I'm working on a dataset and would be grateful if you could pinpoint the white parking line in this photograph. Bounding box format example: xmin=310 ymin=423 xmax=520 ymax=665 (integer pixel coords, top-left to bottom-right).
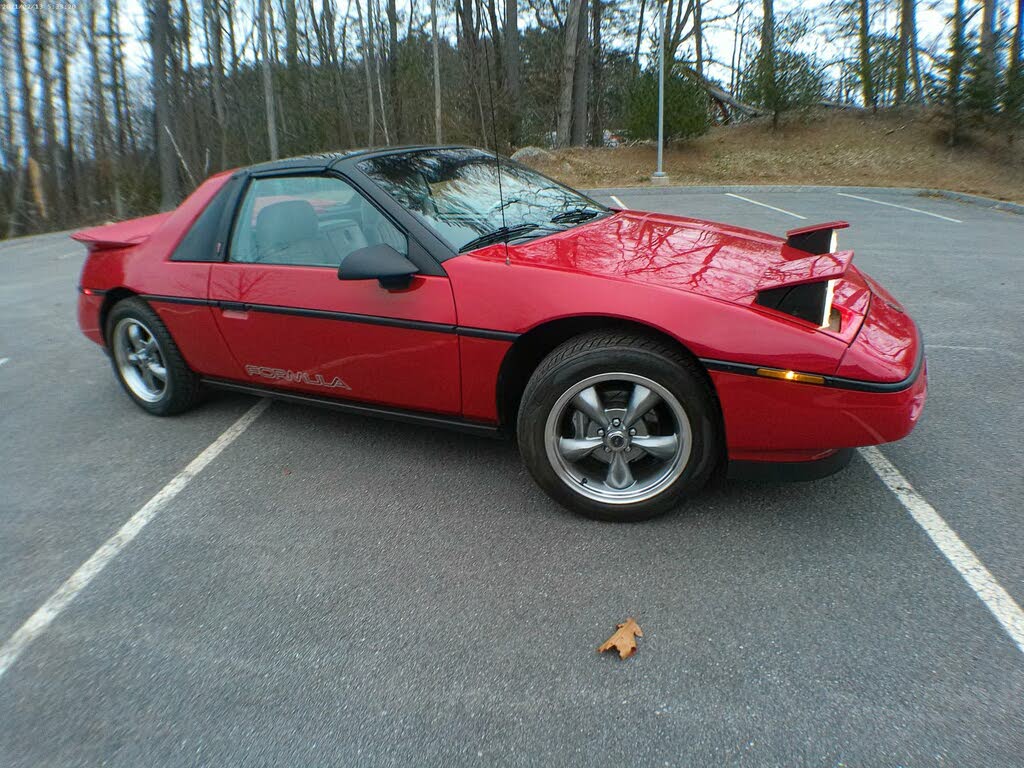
xmin=860 ymin=446 xmax=1024 ymax=655
xmin=0 ymin=358 xmax=8 ymax=368
xmin=0 ymin=399 xmax=271 ymax=679
xmin=837 ymin=192 xmax=963 ymax=223
xmin=724 ymin=193 xmax=807 ymax=220
xmin=610 ymin=195 xmax=627 ymax=209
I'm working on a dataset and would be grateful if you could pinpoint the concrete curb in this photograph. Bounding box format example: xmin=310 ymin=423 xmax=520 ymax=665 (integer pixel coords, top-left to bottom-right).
xmin=918 ymin=189 xmax=1024 ymax=215
xmin=585 ymin=184 xmax=1023 ymax=215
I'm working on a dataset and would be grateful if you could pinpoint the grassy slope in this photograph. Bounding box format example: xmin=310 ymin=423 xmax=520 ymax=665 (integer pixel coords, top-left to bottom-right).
xmin=521 ymin=109 xmax=1024 ymax=204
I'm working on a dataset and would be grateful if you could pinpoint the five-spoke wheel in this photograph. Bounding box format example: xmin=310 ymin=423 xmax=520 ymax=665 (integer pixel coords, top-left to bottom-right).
xmin=518 ymin=331 xmax=721 ymax=521
xmin=105 ymin=297 xmax=201 ymax=415
xmin=112 ymin=318 xmax=168 ymax=403
xmin=544 ymin=373 xmax=692 ymax=505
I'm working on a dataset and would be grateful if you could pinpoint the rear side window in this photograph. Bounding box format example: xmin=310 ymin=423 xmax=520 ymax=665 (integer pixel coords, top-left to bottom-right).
xmin=228 ymin=175 xmax=407 ymax=268
xmin=171 ymin=175 xmax=243 ymax=262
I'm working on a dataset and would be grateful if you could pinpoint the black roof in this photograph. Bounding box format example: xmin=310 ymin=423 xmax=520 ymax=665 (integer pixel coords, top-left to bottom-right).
xmin=243 ymin=145 xmax=487 ymax=175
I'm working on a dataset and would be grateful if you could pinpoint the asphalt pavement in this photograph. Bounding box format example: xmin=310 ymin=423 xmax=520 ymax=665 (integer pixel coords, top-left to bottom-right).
xmin=1 ymin=185 xmax=1021 ymax=766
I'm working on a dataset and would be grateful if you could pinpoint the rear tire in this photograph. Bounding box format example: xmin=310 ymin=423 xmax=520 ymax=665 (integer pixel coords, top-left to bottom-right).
xmin=106 ymin=297 xmax=201 ymax=416
xmin=517 ymin=331 xmax=721 ymax=522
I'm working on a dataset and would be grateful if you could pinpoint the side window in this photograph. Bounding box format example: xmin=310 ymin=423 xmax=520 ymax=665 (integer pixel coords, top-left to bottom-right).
xmin=228 ymin=175 xmax=407 ymax=267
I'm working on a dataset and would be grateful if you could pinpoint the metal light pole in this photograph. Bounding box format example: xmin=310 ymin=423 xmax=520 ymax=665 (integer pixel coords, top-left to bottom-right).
xmin=651 ymin=0 xmax=669 ymax=185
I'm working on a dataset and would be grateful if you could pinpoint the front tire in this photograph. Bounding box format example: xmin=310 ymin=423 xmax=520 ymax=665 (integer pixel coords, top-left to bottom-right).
xmin=106 ymin=297 xmax=201 ymax=416
xmin=517 ymin=332 xmax=721 ymax=522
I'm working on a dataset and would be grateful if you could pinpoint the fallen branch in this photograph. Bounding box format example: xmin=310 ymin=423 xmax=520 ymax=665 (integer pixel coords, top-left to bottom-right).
xmin=164 ymin=125 xmax=198 ymax=189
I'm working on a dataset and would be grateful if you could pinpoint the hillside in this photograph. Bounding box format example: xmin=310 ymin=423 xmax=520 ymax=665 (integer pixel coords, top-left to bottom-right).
xmin=518 ymin=110 xmax=1024 ymax=204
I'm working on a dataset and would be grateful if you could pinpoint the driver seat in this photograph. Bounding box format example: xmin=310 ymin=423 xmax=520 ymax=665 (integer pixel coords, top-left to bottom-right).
xmin=254 ymin=200 xmax=337 ymax=266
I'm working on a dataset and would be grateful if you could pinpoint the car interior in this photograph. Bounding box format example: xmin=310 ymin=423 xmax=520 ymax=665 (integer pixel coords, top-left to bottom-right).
xmin=232 ymin=179 xmax=407 ymax=268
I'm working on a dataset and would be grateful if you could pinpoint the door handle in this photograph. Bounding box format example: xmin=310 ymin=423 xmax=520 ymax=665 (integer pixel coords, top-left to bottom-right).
xmin=218 ymin=301 xmax=249 ymax=319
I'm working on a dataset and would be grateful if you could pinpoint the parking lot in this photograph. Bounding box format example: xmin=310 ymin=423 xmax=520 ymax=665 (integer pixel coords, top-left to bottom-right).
xmin=1 ymin=185 xmax=1022 ymax=766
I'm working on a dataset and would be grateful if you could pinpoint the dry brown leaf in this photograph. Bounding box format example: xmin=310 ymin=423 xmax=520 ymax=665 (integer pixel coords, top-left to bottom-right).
xmin=597 ymin=618 xmax=643 ymax=659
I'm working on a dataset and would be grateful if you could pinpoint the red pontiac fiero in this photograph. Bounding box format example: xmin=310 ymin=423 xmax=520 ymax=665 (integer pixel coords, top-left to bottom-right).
xmin=75 ymin=146 xmax=926 ymax=521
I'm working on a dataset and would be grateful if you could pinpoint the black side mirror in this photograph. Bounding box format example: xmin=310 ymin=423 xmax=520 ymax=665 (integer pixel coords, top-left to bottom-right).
xmin=338 ymin=244 xmax=420 ymax=289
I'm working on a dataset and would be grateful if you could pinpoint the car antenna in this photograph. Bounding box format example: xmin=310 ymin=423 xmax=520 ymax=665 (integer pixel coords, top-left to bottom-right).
xmin=479 ymin=0 xmax=510 ymax=266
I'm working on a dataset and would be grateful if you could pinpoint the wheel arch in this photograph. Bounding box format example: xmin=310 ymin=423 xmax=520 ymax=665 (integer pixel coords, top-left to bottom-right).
xmin=99 ymin=288 xmax=140 ymax=343
xmin=495 ymin=315 xmax=719 ymax=429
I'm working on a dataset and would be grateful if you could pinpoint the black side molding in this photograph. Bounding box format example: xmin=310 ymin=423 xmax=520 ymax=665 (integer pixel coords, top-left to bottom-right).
xmin=139 ymin=293 xmax=520 ymax=342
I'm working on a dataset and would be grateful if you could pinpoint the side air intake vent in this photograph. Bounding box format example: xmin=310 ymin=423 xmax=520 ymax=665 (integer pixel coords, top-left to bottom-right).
xmin=785 ymin=220 xmax=849 ymax=255
xmin=757 ymin=280 xmax=840 ymax=330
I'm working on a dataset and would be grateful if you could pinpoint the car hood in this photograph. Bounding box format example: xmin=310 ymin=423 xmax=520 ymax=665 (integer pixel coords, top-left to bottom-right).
xmin=506 ymin=210 xmax=852 ymax=304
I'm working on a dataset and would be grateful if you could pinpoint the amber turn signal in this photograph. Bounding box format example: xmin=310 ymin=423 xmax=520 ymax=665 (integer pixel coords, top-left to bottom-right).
xmin=755 ymin=368 xmax=826 ymax=385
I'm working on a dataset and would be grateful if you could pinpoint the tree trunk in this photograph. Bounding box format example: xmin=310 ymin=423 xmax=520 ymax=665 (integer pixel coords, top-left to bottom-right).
xmin=285 ymin=0 xmax=299 ymax=69
xmin=204 ymin=0 xmax=229 ymax=168
xmin=895 ymin=0 xmax=913 ymax=103
xmin=589 ymin=0 xmax=603 ymax=146
xmin=505 ymin=0 xmax=521 ymax=147
xmin=34 ymin=10 xmax=60 ymax=222
xmin=355 ymin=0 xmax=376 ymax=146
xmin=432 ymin=0 xmax=443 ymax=143
xmin=948 ymin=0 xmax=965 ymax=144
xmin=729 ymin=0 xmax=745 ymax=96
xmin=858 ymin=0 xmax=874 ymax=109
xmin=150 ymin=0 xmax=181 ymax=209
xmin=0 ymin=12 xmax=18 ymax=233
xmin=322 ymin=0 xmax=355 ymax=147
xmin=371 ymin=0 xmax=392 ymax=144
xmin=633 ymin=0 xmax=647 ymax=71
xmin=571 ymin=0 xmax=591 ymax=146
xmin=258 ymin=0 xmax=280 ymax=159
xmin=556 ymin=0 xmax=585 ymax=146
xmin=980 ymin=0 xmax=996 ymax=74
xmin=910 ymin=6 xmax=925 ymax=103
xmin=13 ymin=2 xmax=41 ymax=224
xmin=694 ymin=0 xmax=703 ymax=78
xmin=107 ymin=0 xmax=128 ymax=158
xmin=55 ymin=7 xmax=78 ymax=215
xmin=386 ymin=0 xmax=401 ymax=141
xmin=761 ymin=0 xmax=777 ymax=127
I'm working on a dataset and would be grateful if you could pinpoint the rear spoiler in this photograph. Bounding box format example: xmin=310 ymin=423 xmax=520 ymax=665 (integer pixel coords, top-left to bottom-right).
xmin=71 ymin=212 xmax=173 ymax=250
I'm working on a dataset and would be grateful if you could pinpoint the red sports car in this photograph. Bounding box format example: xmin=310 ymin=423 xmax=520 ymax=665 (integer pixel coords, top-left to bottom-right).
xmin=75 ymin=147 xmax=926 ymax=521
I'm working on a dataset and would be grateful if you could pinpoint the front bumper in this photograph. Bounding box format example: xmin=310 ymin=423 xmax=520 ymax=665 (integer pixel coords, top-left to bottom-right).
xmin=712 ymin=356 xmax=927 ymax=463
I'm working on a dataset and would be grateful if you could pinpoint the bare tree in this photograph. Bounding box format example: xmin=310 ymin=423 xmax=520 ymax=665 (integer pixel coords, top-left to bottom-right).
xmin=34 ymin=10 xmax=62 ymax=221
xmin=895 ymin=0 xmax=914 ymax=103
xmin=858 ymin=0 xmax=875 ymax=109
xmin=589 ymin=0 xmax=603 ymax=146
xmin=556 ymin=0 xmax=585 ymax=146
xmin=13 ymin=2 xmax=43 ymax=224
xmin=355 ymin=0 xmax=377 ymax=146
xmin=259 ymin=0 xmax=280 ymax=159
xmin=0 ymin=12 xmax=15 ymax=173
xmin=150 ymin=0 xmax=181 ymax=207
xmin=432 ymin=0 xmax=443 ymax=143
xmin=694 ymin=0 xmax=703 ymax=78
xmin=571 ymin=0 xmax=591 ymax=146
xmin=203 ymin=0 xmax=230 ymax=168
xmin=54 ymin=7 xmax=78 ymax=211
xmin=386 ymin=0 xmax=402 ymax=141
xmin=505 ymin=0 xmax=521 ymax=147
xmin=948 ymin=0 xmax=965 ymax=143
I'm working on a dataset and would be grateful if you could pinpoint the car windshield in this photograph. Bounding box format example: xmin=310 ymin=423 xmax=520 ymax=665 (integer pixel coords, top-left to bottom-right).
xmin=357 ymin=148 xmax=608 ymax=252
